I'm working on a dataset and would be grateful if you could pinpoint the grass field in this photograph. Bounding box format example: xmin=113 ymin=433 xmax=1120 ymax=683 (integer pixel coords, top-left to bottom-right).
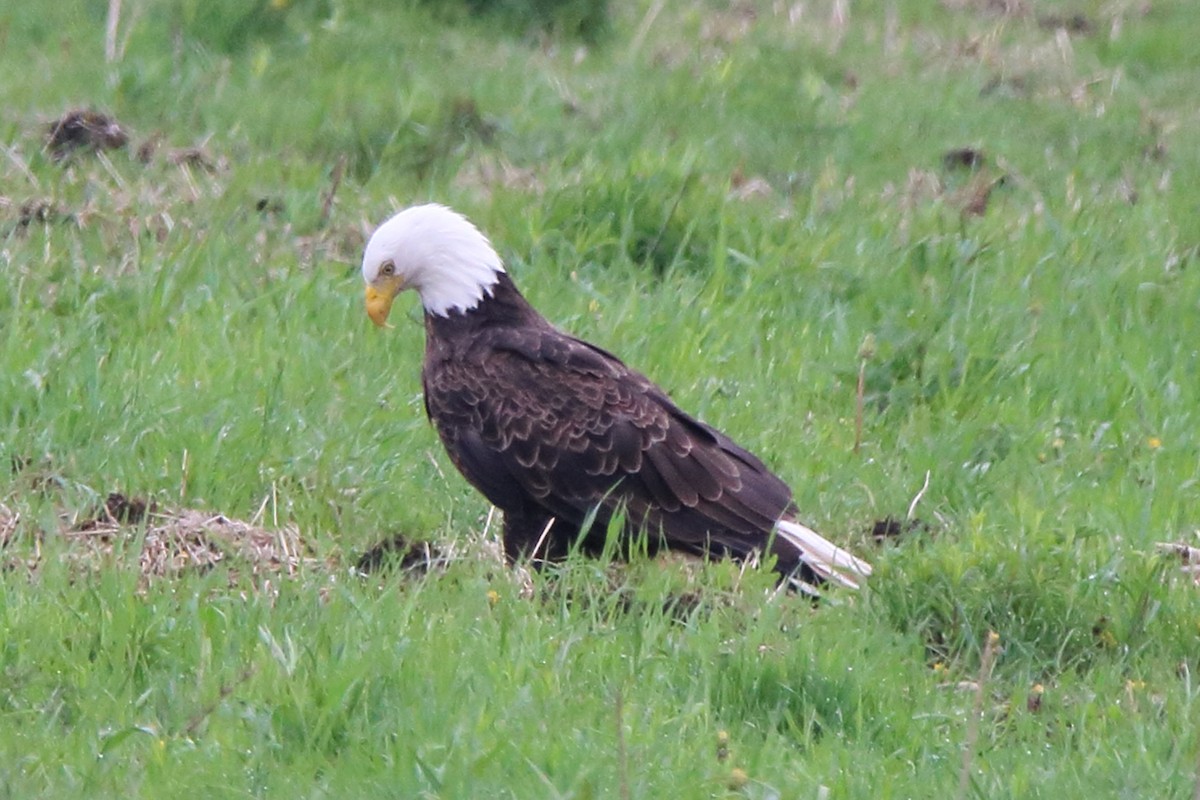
xmin=4 ymin=0 xmax=1200 ymax=796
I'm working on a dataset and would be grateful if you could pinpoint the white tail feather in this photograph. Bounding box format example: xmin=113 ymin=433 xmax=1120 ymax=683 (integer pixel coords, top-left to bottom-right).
xmin=776 ymin=518 xmax=873 ymax=592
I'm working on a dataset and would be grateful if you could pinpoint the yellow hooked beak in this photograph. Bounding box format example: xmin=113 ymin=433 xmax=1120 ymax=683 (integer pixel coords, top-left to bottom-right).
xmin=365 ymin=276 xmax=405 ymax=328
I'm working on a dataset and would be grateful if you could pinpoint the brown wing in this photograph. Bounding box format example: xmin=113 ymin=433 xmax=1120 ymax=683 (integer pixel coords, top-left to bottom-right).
xmin=423 ymin=324 xmax=796 ymax=560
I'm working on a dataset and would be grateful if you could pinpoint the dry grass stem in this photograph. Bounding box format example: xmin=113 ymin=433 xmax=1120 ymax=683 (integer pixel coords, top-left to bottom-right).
xmin=957 ymin=630 xmax=1001 ymax=800
xmin=530 ymin=518 xmax=556 ymax=563
xmin=854 ymin=359 xmax=865 ymax=454
xmin=320 ymin=155 xmax=347 ymax=228
xmin=907 ymin=471 xmax=932 ymax=520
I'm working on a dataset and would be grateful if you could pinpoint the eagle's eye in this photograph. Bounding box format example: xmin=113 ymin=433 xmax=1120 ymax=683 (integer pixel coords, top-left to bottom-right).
xmin=380 ymin=261 xmax=396 ymax=277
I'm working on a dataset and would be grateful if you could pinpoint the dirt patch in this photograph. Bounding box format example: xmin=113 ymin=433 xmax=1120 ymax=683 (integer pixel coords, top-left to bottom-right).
xmin=135 ymin=135 xmax=219 ymax=172
xmin=17 ymin=199 xmax=66 ymax=228
xmin=76 ymin=492 xmax=155 ymax=529
xmin=943 ymin=147 xmax=986 ymax=171
xmin=170 ymin=146 xmax=218 ymax=172
xmin=869 ymin=516 xmax=930 ymax=544
xmin=937 ymin=147 xmax=1008 ymax=216
xmin=45 ymin=109 xmax=129 ymax=161
xmin=444 ymin=96 xmax=498 ymax=144
xmin=959 ymin=175 xmax=1006 ymax=216
xmin=728 ymin=167 xmax=775 ymax=202
xmin=888 ymin=151 xmax=1007 ymax=218
xmin=354 ymin=533 xmax=453 ymax=575
xmin=1037 ymin=12 xmax=1093 ymax=35
xmin=1 ymin=199 xmax=70 ymax=235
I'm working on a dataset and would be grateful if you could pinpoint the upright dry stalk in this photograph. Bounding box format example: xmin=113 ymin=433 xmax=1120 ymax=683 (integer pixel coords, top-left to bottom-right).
xmin=105 ymin=0 xmax=121 ymax=62
xmin=854 ymin=334 xmax=875 ymax=455
xmin=627 ymin=0 xmax=666 ymax=62
xmin=854 ymin=361 xmax=865 ymax=454
xmin=907 ymin=470 xmax=931 ymax=520
xmin=957 ymin=630 xmax=1000 ymax=800
xmin=319 ymin=155 xmax=346 ymax=228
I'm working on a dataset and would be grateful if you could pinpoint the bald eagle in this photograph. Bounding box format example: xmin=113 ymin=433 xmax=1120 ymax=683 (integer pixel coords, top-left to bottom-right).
xmin=362 ymin=204 xmax=871 ymax=593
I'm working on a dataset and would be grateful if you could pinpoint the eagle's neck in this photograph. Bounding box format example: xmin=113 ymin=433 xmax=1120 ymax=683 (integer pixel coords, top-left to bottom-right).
xmin=424 ymin=272 xmax=548 ymax=353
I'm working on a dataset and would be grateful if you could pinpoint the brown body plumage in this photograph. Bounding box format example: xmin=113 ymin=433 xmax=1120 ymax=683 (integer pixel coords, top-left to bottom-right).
xmin=362 ymin=204 xmax=871 ymax=592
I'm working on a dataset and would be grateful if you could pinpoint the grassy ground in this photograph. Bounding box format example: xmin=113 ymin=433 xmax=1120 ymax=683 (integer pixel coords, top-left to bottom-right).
xmin=3 ymin=0 xmax=1200 ymax=796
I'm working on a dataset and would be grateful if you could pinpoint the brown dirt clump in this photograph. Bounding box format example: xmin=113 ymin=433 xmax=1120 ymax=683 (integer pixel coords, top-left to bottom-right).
xmin=870 ymin=516 xmax=930 ymax=544
xmin=1037 ymin=12 xmax=1093 ymax=35
xmin=17 ymin=199 xmax=65 ymax=228
xmin=168 ymin=146 xmax=217 ymax=172
xmin=354 ymin=533 xmax=452 ymax=576
xmin=45 ymin=109 xmax=129 ymax=161
xmin=943 ymin=147 xmax=986 ymax=171
xmin=76 ymin=492 xmax=155 ymax=530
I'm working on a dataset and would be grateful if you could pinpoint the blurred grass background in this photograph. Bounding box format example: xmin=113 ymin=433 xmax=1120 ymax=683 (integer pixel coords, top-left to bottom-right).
xmin=2 ymin=0 xmax=1200 ymax=796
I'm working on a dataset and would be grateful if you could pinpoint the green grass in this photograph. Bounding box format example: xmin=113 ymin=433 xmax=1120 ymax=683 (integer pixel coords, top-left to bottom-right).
xmin=4 ymin=0 xmax=1200 ymax=796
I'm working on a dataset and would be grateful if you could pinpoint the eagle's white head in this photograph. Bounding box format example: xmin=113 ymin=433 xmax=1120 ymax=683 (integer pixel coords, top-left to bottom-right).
xmin=362 ymin=203 xmax=505 ymax=323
